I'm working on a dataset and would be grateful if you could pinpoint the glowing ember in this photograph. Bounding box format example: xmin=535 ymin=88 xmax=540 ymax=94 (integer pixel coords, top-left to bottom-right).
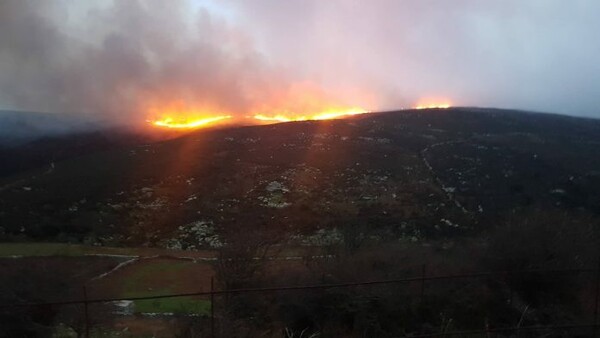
xmin=151 ymin=115 xmax=232 ymax=129
xmin=253 ymin=108 xmax=369 ymax=123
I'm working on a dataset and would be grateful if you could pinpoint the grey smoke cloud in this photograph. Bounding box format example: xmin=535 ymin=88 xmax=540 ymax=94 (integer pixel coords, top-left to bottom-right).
xmin=0 ymin=0 xmax=280 ymax=125
xmin=1 ymin=0 xmax=599 ymax=124
xmin=228 ymin=0 xmax=600 ymax=117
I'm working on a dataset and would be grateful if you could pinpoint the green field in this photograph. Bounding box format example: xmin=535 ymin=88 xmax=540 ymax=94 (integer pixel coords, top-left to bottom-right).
xmin=0 ymin=242 xmax=151 ymax=257
xmin=0 ymin=242 xmax=217 ymax=259
xmin=133 ymin=297 xmax=211 ymax=315
xmin=1 ymin=243 xmax=215 ymax=317
xmin=113 ymin=259 xmax=213 ymax=316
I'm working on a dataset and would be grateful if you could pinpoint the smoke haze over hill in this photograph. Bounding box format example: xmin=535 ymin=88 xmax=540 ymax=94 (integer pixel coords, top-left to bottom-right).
xmin=1 ymin=0 xmax=599 ymax=130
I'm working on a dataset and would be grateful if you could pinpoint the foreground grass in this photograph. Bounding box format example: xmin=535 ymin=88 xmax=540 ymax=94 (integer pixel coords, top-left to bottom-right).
xmin=0 ymin=242 xmax=217 ymax=258
xmin=134 ymin=297 xmax=211 ymax=315
xmin=0 ymin=242 xmax=152 ymax=257
xmin=116 ymin=259 xmax=213 ymax=316
xmin=120 ymin=260 xmax=193 ymax=291
xmin=0 ymin=242 xmax=90 ymax=257
xmin=52 ymin=324 xmax=157 ymax=338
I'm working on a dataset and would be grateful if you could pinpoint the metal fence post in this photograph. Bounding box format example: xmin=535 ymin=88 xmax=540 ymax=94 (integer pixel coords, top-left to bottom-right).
xmin=593 ymin=258 xmax=600 ymax=337
xmin=211 ymin=276 xmax=215 ymax=338
xmin=508 ymin=270 xmax=514 ymax=307
xmin=420 ymin=264 xmax=426 ymax=306
xmin=83 ymin=285 xmax=90 ymax=338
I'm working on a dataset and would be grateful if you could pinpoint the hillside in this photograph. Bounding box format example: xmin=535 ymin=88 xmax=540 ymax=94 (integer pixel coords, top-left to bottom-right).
xmin=3 ymin=107 xmax=600 ymax=336
xmin=1 ymin=107 xmax=599 ymax=247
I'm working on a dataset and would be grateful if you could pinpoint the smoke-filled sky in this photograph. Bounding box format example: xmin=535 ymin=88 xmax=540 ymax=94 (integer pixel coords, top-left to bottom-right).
xmin=1 ymin=0 xmax=600 ymax=126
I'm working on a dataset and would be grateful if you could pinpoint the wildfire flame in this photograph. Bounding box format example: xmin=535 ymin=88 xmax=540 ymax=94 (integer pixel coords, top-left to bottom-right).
xmin=253 ymin=108 xmax=368 ymax=123
xmin=149 ymin=107 xmax=369 ymax=129
xmin=147 ymin=84 xmax=373 ymax=129
xmin=414 ymin=102 xmax=452 ymax=109
xmin=146 ymin=100 xmax=234 ymax=129
xmin=151 ymin=115 xmax=232 ymax=129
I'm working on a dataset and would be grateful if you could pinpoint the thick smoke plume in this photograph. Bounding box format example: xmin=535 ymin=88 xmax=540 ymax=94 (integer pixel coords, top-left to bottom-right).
xmin=0 ymin=0 xmax=371 ymax=129
xmin=1 ymin=0 xmax=599 ymax=131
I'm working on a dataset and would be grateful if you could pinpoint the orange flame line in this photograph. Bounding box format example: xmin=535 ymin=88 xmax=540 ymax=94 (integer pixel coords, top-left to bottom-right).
xmin=414 ymin=104 xmax=451 ymax=109
xmin=253 ymin=108 xmax=369 ymax=123
xmin=151 ymin=115 xmax=232 ymax=129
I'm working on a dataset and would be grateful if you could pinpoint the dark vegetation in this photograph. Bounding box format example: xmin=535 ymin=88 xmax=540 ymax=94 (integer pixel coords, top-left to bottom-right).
xmin=1 ymin=108 xmax=600 ymax=336
xmin=210 ymin=209 xmax=599 ymax=337
xmin=0 ymin=256 xmax=123 ymax=337
xmin=2 ymin=108 xmax=599 ymax=244
xmin=0 ymin=130 xmax=157 ymax=178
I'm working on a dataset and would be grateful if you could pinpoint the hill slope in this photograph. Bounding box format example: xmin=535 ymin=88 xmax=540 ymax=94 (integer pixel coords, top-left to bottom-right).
xmin=1 ymin=108 xmax=599 ymax=246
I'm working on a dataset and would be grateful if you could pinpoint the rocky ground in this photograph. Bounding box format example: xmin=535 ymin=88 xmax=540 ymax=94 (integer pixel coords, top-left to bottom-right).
xmin=1 ymin=108 xmax=599 ymax=248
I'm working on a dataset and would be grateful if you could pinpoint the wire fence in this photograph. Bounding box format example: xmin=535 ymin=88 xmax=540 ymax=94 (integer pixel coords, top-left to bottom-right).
xmin=2 ymin=266 xmax=600 ymax=337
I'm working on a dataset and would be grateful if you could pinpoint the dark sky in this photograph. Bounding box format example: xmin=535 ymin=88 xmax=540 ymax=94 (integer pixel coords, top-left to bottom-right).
xmin=1 ymin=0 xmax=599 ymax=125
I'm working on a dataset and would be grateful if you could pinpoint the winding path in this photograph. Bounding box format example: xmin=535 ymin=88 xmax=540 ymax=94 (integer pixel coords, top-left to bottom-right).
xmin=420 ymin=139 xmax=470 ymax=214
